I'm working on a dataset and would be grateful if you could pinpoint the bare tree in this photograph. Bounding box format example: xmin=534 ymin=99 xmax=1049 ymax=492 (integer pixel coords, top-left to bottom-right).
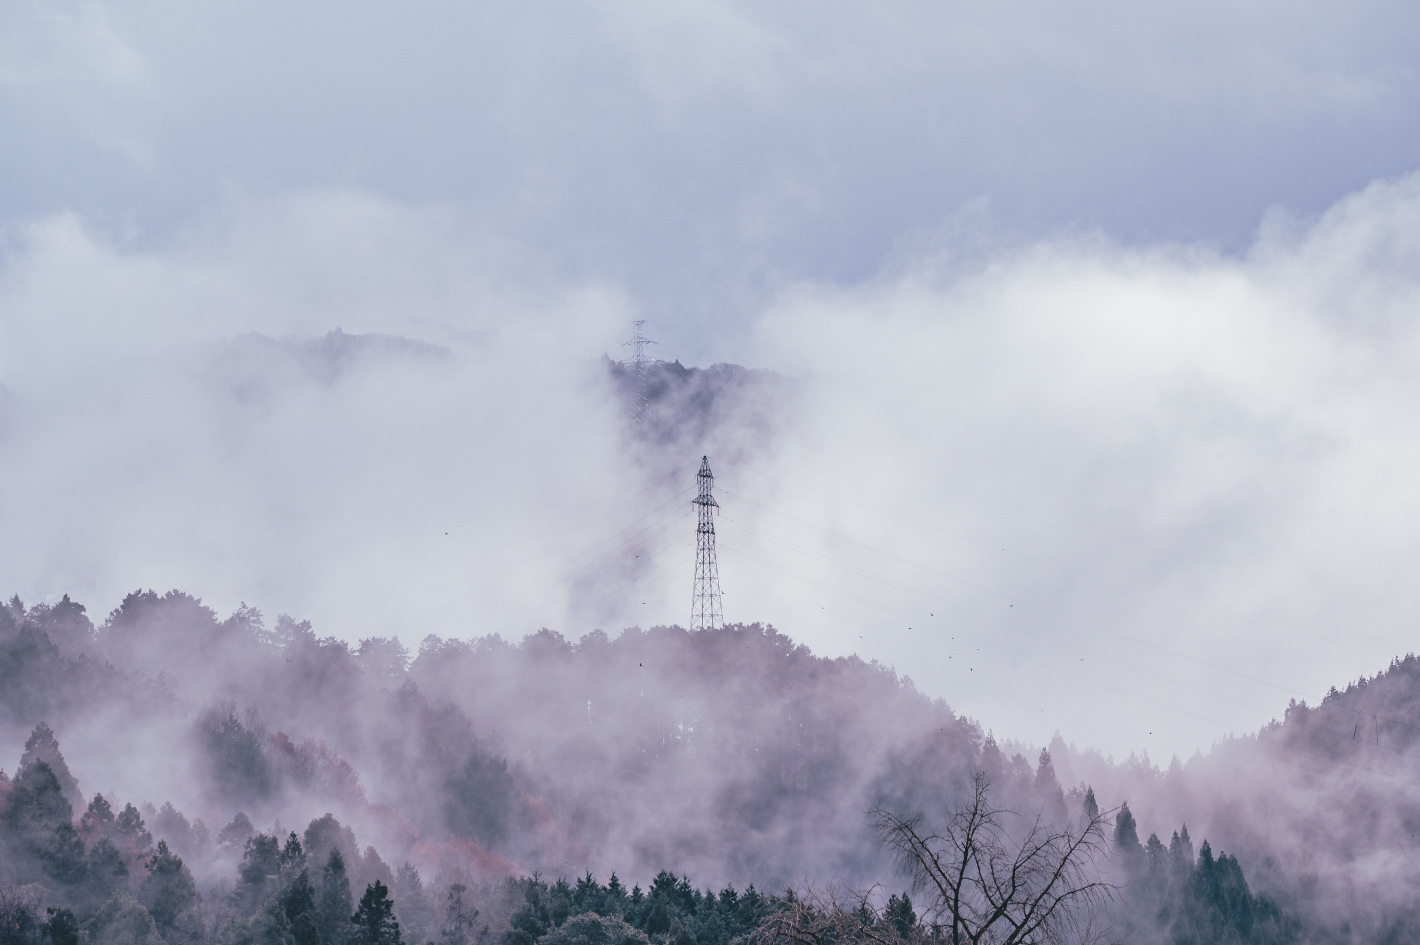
xmin=870 ymin=772 xmax=1117 ymax=945
xmin=0 ymin=887 xmax=41 ymax=945
xmin=752 ymin=885 xmax=913 ymax=945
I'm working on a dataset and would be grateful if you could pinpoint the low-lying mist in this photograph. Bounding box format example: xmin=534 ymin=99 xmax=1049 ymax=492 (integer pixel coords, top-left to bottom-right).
xmin=2 ymin=589 xmax=1419 ymax=942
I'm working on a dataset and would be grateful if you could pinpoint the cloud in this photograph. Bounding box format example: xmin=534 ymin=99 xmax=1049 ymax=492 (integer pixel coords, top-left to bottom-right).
xmin=4 ymin=0 xmax=1420 ymax=326
xmin=723 ymin=172 xmax=1420 ymax=758
xmin=0 ymin=191 xmax=643 ymax=642
xmin=7 ymin=172 xmax=1420 ymax=761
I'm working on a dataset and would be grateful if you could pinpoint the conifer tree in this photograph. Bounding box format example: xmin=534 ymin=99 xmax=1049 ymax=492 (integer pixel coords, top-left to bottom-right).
xmin=1113 ymin=802 xmax=1143 ymax=855
xmin=441 ymin=883 xmax=479 ymax=945
xmin=351 ymin=881 xmax=402 ymax=945
xmin=318 ymin=848 xmax=355 ymax=945
xmin=140 ymin=841 xmax=197 ymax=933
xmin=19 ymin=725 xmax=81 ymax=813
xmin=884 ymin=893 xmax=915 ymax=939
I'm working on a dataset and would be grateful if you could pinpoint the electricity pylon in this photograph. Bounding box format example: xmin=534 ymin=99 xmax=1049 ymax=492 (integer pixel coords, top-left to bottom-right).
xmin=691 ymin=456 xmax=724 ymax=631
xmin=621 ymin=320 xmax=654 ymax=422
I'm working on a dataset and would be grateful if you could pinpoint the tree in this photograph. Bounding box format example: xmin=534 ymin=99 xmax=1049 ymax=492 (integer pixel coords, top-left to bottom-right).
xmin=19 ymin=725 xmax=82 ymax=813
xmin=44 ymin=822 xmax=87 ymax=887
xmin=81 ymin=795 xmax=117 ymax=844
xmin=43 ymin=908 xmax=79 ymax=945
xmin=869 ymin=772 xmax=1116 ymax=945
xmin=114 ymin=805 xmax=154 ymax=862
xmin=539 ymin=914 xmax=648 ymax=945
xmin=237 ymin=835 xmax=283 ymax=914
xmin=139 ymin=841 xmax=197 ymax=933
xmin=884 ymin=894 xmax=916 ymax=939
xmin=281 ymin=872 xmax=320 ymax=945
xmin=86 ymin=894 xmax=163 ymax=945
xmin=318 ymin=849 xmax=354 ymax=945
xmin=82 ymin=838 xmax=130 ymax=912
xmin=351 ymin=881 xmax=401 ymax=945
xmin=393 ymin=864 xmax=432 ymax=945
xmin=751 ymin=886 xmax=904 ymax=945
xmin=1111 ymin=804 xmax=1141 ymax=858
xmin=3 ymin=762 xmax=73 ymax=877
xmin=0 ymin=888 xmax=41 ymax=945
xmin=441 ymin=884 xmax=480 ymax=945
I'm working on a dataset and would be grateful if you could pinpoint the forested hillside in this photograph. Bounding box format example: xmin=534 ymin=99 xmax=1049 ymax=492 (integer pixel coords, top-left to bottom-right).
xmin=0 ymin=591 xmax=1408 ymax=943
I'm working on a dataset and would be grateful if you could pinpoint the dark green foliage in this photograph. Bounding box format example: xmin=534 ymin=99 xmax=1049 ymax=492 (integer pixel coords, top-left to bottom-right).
xmin=43 ymin=908 xmax=79 ymax=945
xmin=151 ymin=804 xmax=200 ymax=860
xmin=3 ymin=762 xmax=74 ymax=873
xmin=318 ymin=849 xmax=354 ymax=945
xmin=504 ymin=883 xmax=550 ymax=945
xmin=281 ymin=871 xmax=316 ymax=925
xmin=493 ymin=872 xmax=769 ymax=945
xmin=81 ymin=795 xmax=116 ymax=842
xmin=85 ymin=894 xmax=163 ymax=945
xmin=30 ymin=596 xmax=94 ymax=653
xmin=20 ymin=726 xmax=82 ymax=813
xmin=393 ymin=864 xmax=432 ymax=945
xmin=239 ymin=899 xmax=295 ymax=945
xmin=236 ymin=835 xmax=283 ymax=915
xmin=114 ymin=806 xmax=153 ymax=862
xmin=218 ymin=814 xmax=257 ymax=851
xmin=86 ymin=839 xmax=130 ymax=909
xmin=1113 ymin=802 xmax=1142 ymax=855
xmin=351 ymin=882 xmax=400 ymax=945
xmin=0 ymin=889 xmax=41 ymax=945
xmin=442 ymin=754 xmax=514 ymax=849
xmin=303 ymin=816 xmax=356 ymax=882
xmin=44 ymin=823 xmax=87 ymax=887
xmin=538 ymin=914 xmax=646 ymax=945
xmin=139 ymin=842 xmax=196 ymax=933
xmin=199 ymin=708 xmax=272 ymax=807
xmin=1120 ymin=824 xmax=1298 ymax=945
xmin=440 ymin=884 xmax=479 ymax=945
xmin=4 ymin=763 xmax=72 ymax=836
xmin=883 ymin=894 xmax=915 ymax=939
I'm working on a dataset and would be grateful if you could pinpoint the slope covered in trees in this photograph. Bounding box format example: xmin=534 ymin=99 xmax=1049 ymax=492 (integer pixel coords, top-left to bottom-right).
xmin=0 ymin=589 xmax=1407 ymax=942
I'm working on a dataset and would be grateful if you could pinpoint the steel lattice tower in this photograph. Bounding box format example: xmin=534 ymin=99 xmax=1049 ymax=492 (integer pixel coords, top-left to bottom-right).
xmin=621 ymin=320 xmax=654 ymax=422
xmin=691 ymin=455 xmax=724 ymax=631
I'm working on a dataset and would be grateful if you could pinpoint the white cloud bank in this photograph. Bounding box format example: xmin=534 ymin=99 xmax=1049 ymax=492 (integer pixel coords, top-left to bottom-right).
xmin=5 ymin=175 xmax=1420 ymax=760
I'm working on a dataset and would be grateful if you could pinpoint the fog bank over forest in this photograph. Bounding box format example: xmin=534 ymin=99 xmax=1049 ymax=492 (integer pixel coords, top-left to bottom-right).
xmin=9 ymin=174 xmax=1420 ymax=761
xmin=3 ymin=584 xmax=1420 ymax=943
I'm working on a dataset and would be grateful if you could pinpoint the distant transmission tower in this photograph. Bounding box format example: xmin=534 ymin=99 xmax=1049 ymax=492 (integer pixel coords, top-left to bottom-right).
xmin=691 ymin=456 xmax=724 ymax=631
xmin=621 ymin=320 xmax=654 ymax=422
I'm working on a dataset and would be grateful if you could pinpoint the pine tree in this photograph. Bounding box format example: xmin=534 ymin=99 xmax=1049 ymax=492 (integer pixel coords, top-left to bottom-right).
xmin=394 ymin=864 xmax=432 ymax=945
xmin=351 ymin=881 xmax=402 ymax=945
xmin=319 ymin=848 xmax=355 ymax=945
xmin=115 ymin=804 xmax=154 ymax=861
xmin=43 ymin=908 xmax=79 ymax=945
xmin=19 ymin=725 xmax=82 ymax=813
xmin=1113 ymin=802 xmax=1142 ymax=856
xmin=85 ymin=838 xmax=130 ymax=910
xmin=283 ymin=870 xmax=320 ymax=945
xmin=441 ymin=883 xmax=479 ymax=945
xmin=884 ymin=893 xmax=916 ymax=939
xmin=44 ymin=823 xmax=87 ymax=887
xmin=140 ymin=841 xmax=197 ymax=933
xmin=80 ymin=795 xmax=116 ymax=844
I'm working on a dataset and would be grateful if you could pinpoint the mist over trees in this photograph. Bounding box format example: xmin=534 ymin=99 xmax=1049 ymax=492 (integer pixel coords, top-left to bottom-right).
xmin=1 ymin=588 xmax=1416 ymax=942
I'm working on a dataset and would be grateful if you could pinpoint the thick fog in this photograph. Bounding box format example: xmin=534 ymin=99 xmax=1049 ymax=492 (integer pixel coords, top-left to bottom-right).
xmin=8 ymin=4 xmax=1420 ymax=943
xmin=6 ymin=176 xmax=1420 ymax=762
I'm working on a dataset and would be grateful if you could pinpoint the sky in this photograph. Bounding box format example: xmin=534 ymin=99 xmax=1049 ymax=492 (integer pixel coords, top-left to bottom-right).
xmin=4 ymin=0 xmax=1420 ymax=759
